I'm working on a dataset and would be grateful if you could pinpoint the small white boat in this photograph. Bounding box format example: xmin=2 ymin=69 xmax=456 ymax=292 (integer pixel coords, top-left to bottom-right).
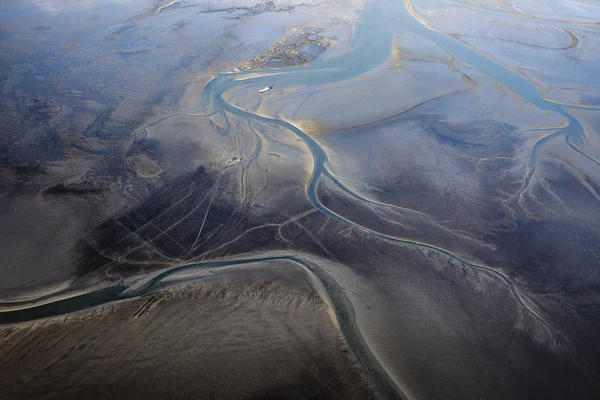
xmin=258 ymin=85 xmax=273 ymax=94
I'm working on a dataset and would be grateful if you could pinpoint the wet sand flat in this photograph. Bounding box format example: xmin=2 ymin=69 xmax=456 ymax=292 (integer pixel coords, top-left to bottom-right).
xmin=1 ymin=0 xmax=600 ymax=399
xmin=1 ymin=262 xmax=376 ymax=399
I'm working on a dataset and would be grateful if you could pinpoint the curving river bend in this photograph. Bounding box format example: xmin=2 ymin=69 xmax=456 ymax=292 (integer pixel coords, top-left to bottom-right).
xmin=2 ymin=0 xmax=599 ymax=398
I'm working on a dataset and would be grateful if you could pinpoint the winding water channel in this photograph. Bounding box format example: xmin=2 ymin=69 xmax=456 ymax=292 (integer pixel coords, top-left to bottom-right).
xmin=2 ymin=0 xmax=595 ymax=397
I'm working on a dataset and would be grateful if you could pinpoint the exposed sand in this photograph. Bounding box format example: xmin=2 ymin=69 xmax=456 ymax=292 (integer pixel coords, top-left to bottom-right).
xmin=0 ymin=262 xmax=376 ymax=399
xmin=2 ymin=0 xmax=600 ymax=398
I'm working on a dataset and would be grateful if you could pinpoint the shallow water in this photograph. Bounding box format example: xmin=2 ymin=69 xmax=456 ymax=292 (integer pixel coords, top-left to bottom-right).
xmin=2 ymin=0 xmax=600 ymax=399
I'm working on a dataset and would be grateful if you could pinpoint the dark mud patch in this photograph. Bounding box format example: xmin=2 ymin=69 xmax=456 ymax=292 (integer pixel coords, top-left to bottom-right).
xmin=41 ymin=180 xmax=115 ymax=198
xmin=81 ymin=167 xmax=218 ymax=271
xmin=0 ymin=163 xmax=46 ymax=180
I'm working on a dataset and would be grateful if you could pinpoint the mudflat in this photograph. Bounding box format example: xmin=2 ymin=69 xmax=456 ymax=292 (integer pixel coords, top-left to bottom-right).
xmin=1 ymin=0 xmax=600 ymax=399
